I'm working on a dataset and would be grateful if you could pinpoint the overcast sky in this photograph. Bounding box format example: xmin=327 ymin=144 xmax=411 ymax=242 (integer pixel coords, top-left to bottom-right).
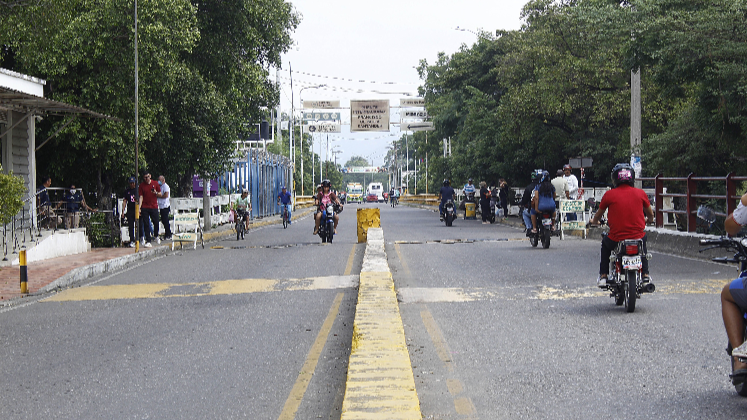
xmin=277 ymin=0 xmax=529 ymax=168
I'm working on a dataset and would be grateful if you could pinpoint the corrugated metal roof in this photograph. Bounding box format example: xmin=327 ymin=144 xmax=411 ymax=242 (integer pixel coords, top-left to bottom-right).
xmin=0 ymin=86 xmax=119 ymax=122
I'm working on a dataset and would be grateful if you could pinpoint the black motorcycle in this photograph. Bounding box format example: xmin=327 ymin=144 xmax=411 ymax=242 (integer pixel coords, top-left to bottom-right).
xmin=318 ymin=202 xmax=338 ymax=243
xmin=600 ymin=233 xmax=656 ymax=312
xmin=529 ymin=212 xmax=553 ymax=249
xmin=441 ymin=200 xmax=456 ymax=227
xmin=699 ymin=234 xmax=747 ymax=396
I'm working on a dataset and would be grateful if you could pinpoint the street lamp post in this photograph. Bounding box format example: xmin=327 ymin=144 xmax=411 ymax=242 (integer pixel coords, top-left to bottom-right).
xmin=298 ymin=84 xmax=326 ymax=195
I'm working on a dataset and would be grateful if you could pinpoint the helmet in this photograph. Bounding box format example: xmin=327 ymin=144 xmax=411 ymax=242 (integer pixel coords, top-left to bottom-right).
xmin=530 ymin=169 xmax=543 ymax=181
xmin=563 ymin=164 xmax=572 ymax=171
xmin=443 ymin=179 xmax=450 ymax=186
xmin=281 ymin=185 xmax=286 ymax=190
xmin=540 ymin=170 xmax=550 ymax=183
xmin=322 ymin=179 xmax=331 ymax=187
xmin=127 ymin=176 xmax=136 ymax=184
xmin=468 ymin=178 xmax=473 ymax=182
xmin=611 ymin=163 xmax=635 ymax=187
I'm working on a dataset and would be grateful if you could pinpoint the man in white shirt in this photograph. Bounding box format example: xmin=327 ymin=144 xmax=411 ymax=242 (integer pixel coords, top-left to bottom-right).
xmin=157 ymin=175 xmax=172 ymax=240
xmin=563 ymin=164 xmax=580 ymax=220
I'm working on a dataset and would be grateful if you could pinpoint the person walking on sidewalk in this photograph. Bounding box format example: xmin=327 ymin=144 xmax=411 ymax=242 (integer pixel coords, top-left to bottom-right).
xmin=499 ymin=178 xmax=509 ymax=219
xmin=121 ymin=177 xmax=138 ymax=247
xmin=138 ymin=173 xmax=161 ymax=247
xmin=157 ymin=175 xmax=172 ymax=240
xmin=479 ymin=181 xmax=491 ymax=224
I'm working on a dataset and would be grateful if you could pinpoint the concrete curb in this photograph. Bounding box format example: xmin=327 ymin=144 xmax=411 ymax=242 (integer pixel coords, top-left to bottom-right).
xmin=40 ymin=246 xmax=171 ymax=293
xmin=201 ymin=207 xmax=315 ymax=242
xmin=341 ymin=227 xmax=422 ymax=420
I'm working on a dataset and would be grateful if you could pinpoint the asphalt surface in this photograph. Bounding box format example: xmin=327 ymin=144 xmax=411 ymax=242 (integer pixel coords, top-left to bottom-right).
xmin=0 ymin=210 xmax=362 ymax=420
xmin=385 ymin=204 xmax=747 ymax=419
xmin=2 ymin=202 xmax=746 ymax=419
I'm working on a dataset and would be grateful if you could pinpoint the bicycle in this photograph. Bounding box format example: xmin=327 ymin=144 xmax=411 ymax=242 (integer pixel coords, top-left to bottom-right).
xmin=280 ymin=203 xmax=290 ymax=229
xmin=235 ymin=210 xmax=246 ymax=240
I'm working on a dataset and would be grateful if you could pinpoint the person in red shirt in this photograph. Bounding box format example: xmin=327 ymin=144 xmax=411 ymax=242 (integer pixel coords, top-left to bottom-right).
xmin=138 ymin=172 xmax=162 ymax=247
xmin=590 ymin=163 xmax=655 ymax=287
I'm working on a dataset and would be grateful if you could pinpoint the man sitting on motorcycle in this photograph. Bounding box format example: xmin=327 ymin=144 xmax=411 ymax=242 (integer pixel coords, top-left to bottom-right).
xmin=463 ymin=178 xmax=476 ymax=203
xmin=720 ymin=191 xmax=747 ymax=376
xmin=589 ymin=163 xmax=655 ymax=287
xmin=389 ymin=187 xmax=396 ymax=204
xmin=439 ymin=179 xmax=456 ymax=221
xmin=234 ymin=189 xmax=251 ymax=231
xmin=530 ymin=171 xmax=556 ymax=233
xmin=314 ymin=179 xmax=341 ymax=235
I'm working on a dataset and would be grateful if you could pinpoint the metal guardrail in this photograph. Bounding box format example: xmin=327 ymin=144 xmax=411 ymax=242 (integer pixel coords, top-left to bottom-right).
xmin=639 ymin=173 xmax=747 ymax=232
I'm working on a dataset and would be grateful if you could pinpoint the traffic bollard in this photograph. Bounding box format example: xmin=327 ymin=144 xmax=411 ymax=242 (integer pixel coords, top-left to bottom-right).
xmin=19 ymin=249 xmax=28 ymax=294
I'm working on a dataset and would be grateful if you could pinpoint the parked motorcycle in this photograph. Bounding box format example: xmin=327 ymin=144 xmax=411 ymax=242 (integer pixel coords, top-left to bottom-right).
xmin=318 ymin=203 xmax=336 ymax=243
xmin=529 ymin=212 xmax=554 ymax=249
xmin=600 ymin=232 xmax=655 ymax=312
xmin=441 ymin=200 xmax=456 ymax=227
xmin=698 ymin=208 xmax=747 ymax=395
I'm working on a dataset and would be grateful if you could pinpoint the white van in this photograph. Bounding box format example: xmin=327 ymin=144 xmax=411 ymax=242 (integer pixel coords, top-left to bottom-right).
xmin=367 ymin=182 xmax=384 ymax=202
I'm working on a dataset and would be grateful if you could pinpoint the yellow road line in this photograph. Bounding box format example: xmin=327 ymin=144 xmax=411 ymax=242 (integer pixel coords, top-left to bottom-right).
xmin=278 ymin=292 xmax=344 ymax=420
xmin=420 ymin=309 xmax=454 ymax=372
xmin=344 ymin=244 xmax=357 ymax=276
xmin=394 ymin=243 xmax=411 ymax=277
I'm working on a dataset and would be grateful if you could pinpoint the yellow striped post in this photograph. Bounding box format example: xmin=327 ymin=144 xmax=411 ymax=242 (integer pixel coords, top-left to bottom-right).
xmin=19 ymin=250 xmax=28 ymax=294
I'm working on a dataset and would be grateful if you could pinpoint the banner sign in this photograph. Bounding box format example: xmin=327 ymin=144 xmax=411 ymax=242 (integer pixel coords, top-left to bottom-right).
xmin=562 ymin=221 xmax=587 ymax=231
xmin=401 ymin=121 xmax=434 ymax=132
xmin=303 ymin=112 xmax=341 ymax=121
xmin=350 ymin=100 xmax=390 ymax=132
xmin=559 ymin=200 xmax=585 ymax=213
xmin=401 ymin=97 xmax=425 ymax=107
xmin=400 ymin=109 xmax=428 ymax=120
xmin=306 ymin=123 xmax=341 ymax=133
xmin=303 ymin=100 xmax=340 ymax=109
xmin=345 ymin=166 xmax=381 ymax=173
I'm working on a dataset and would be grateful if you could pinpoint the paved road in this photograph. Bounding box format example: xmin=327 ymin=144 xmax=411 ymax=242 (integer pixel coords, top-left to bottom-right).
xmin=0 ymin=210 xmax=362 ymax=420
xmin=1 ymin=202 xmax=745 ymax=419
xmin=384 ymin=204 xmax=746 ymax=419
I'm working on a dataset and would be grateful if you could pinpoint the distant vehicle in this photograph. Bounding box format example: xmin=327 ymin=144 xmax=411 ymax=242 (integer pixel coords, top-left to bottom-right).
xmin=366 ymin=193 xmax=379 ymax=202
xmin=347 ymin=183 xmax=363 ymax=203
xmin=367 ymin=182 xmax=384 ymax=202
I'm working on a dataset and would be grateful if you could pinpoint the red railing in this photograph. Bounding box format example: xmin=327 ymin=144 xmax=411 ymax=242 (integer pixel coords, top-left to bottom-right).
xmin=639 ymin=173 xmax=747 ymax=232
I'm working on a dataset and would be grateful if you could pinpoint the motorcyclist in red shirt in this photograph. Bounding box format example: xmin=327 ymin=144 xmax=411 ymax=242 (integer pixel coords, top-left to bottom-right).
xmin=590 ymin=163 xmax=655 ymax=287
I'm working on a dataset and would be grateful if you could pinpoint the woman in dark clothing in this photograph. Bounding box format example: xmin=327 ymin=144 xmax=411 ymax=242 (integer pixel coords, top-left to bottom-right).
xmin=479 ymin=181 xmax=492 ymax=224
xmin=499 ymin=178 xmax=509 ymax=219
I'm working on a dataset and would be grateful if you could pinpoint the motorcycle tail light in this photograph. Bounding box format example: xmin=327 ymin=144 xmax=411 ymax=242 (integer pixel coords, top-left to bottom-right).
xmin=625 ymin=244 xmax=638 ymax=255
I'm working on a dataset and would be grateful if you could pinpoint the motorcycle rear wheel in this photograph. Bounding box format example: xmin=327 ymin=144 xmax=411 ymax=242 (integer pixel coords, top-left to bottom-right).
xmin=445 ymin=213 xmax=453 ymax=227
xmin=530 ymin=233 xmax=538 ymax=247
xmin=624 ymin=270 xmax=637 ymax=313
xmin=327 ymin=223 xmax=334 ymax=243
xmin=542 ymin=230 xmax=551 ymax=248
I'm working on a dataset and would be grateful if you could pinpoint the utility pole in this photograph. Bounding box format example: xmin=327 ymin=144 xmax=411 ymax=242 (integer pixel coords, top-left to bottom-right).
xmin=631 ymin=68 xmax=642 ymax=188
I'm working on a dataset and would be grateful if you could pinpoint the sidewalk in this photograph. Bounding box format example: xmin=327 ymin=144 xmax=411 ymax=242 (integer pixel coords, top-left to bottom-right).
xmin=0 ymin=207 xmax=315 ymax=305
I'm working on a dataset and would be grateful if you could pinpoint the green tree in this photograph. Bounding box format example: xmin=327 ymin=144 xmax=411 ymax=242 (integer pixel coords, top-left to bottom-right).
xmin=344 ymin=156 xmax=370 ymax=167
xmin=0 ymin=165 xmax=26 ymax=225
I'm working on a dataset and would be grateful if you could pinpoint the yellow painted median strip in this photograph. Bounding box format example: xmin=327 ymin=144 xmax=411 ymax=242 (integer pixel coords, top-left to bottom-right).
xmin=341 ymin=228 xmax=421 ymax=420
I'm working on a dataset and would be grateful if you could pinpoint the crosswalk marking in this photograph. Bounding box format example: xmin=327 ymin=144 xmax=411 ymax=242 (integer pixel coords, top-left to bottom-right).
xmin=42 ymin=275 xmax=359 ymax=302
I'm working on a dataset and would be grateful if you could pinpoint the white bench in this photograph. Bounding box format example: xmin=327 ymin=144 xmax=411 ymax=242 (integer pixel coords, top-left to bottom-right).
xmin=172 ymin=212 xmax=204 ymax=250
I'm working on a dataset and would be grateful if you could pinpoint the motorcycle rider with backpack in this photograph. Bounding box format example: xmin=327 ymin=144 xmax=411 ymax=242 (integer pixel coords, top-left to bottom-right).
xmin=589 ymin=163 xmax=655 ymax=287
xmin=521 ymin=170 xmax=541 ymax=235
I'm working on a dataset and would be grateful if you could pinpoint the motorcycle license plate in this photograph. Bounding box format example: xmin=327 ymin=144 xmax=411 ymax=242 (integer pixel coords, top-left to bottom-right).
xmin=622 ymin=255 xmax=642 ymax=270
xmin=542 ymin=219 xmax=552 ymax=226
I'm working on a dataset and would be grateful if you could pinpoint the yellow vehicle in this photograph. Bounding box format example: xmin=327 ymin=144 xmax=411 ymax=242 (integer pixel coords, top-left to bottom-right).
xmin=346 ymin=183 xmax=363 ymax=203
